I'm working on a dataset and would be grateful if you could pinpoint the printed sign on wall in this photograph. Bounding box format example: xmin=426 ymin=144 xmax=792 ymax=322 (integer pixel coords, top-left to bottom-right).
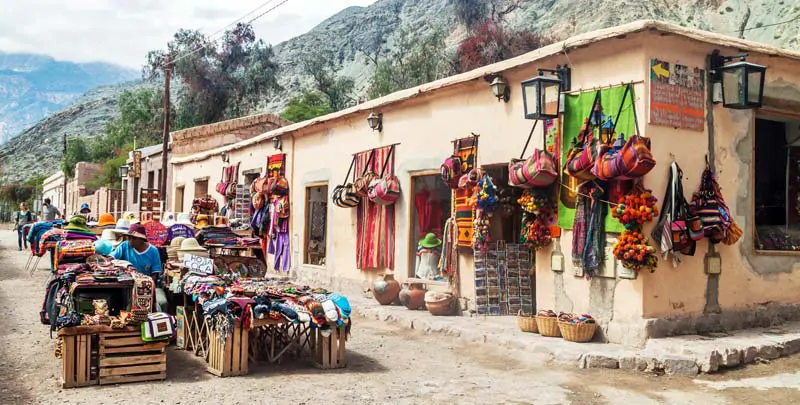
xmin=649 ymin=59 xmax=705 ymax=132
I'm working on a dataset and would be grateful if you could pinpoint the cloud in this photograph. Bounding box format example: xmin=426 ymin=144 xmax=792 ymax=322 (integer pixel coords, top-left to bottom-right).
xmin=0 ymin=0 xmax=376 ymax=68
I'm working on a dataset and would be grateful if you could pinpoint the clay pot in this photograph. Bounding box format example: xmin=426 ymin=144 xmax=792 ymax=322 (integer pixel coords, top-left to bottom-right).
xmin=372 ymin=273 xmax=401 ymax=305
xmin=398 ymin=282 xmax=427 ymax=310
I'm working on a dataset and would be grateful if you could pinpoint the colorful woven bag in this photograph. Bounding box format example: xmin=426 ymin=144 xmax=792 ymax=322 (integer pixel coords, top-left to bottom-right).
xmin=508 ymin=120 xmax=558 ymax=189
xmin=564 ymin=91 xmax=603 ymax=181
xmin=332 ymin=156 xmax=362 ymax=208
xmin=368 ymin=146 xmax=401 ymax=205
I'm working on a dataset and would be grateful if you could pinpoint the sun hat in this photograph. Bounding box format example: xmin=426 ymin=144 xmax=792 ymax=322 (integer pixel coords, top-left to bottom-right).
xmin=161 ymin=211 xmax=176 ymax=227
xmin=178 ymin=238 xmax=206 ymax=252
xmin=195 ymin=214 xmax=210 ymax=229
xmin=123 ymin=211 xmax=139 ymax=224
xmin=125 ymin=223 xmax=148 ymax=240
xmin=167 ymin=236 xmax=185 ymax=261
xmin=176 ymin=213 xmax=193 ymax=226
xmin=80 ymin=203 xmax=91 ymax=213
xmin=97 ymin=213 xmax=116 ymax=227
xmin=110 ymin=218 xmax=131 ymax=235
xmin=100 ymin=229 xmax=123 ymax=247
xmin=94 ymin=240 xmax=113 ymax=256
xmin=64 ymin=215 xmax=90 ymax=232
xmin=418 ymin=233 xmax=442 ymax=249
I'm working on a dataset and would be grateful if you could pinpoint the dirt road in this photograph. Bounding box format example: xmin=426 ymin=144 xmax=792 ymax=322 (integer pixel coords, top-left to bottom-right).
xmin=0 ymin=229 xmax=798 ymax=404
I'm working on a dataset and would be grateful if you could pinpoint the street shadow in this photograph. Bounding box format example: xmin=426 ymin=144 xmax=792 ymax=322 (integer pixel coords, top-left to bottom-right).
xmin=246 ymin=349 xmax=388 ymax=377
xmin=165 ymin=347 xmax=215 ymax=382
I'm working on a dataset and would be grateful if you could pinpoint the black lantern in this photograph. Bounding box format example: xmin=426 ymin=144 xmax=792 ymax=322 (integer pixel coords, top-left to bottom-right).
xmin=272 ymin=136 xmax=282 ymax=151
xmin=117 ymin=165 xmax=129 ymax=178
xmin=521 ymin=66 xmax=571 ymax=120
xmin=709 ymin=50 xmax=766 ymax=109
xmin=367 ymin=112 xmax=383 ymax=132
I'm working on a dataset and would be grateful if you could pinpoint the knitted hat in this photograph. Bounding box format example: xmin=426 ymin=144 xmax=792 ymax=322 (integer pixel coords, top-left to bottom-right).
xmin=64 ymin=215 xmax=90 ymax=232
xmin=418 ymin=233 xmax=442 ymax=249
xmin=97 ymin=213 xmax=116 ymax=227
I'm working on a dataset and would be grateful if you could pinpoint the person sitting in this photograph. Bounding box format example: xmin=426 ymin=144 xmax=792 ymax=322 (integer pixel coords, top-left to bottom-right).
xmin=110 ymin=223 xmax=162 ymax=280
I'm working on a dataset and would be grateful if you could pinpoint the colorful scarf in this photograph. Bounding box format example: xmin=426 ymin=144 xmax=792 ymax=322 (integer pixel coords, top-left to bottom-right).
xmin=582 ymin=187 xmax=607 ymax=277
xmin=355 ymin=146 xmax=395 ymax=270
xmin=571 ymin=192 xmax=589 ymax=267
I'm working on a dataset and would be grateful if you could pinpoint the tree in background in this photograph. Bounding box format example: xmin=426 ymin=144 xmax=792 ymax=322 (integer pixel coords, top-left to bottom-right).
xmin=303 ymin=51 xmax=356 ymax=112
xmin=144 ymin=23 xmax=281 ymax=128
xmin=367 ymin=27 xmax=453 ymax=99
xmin=281 ymin=91 xmax=333 ymax=123
xmin=450 ymin=0 xmax=521 ymax=31
xmin=455 ymin=21 xmax=554 ymax=73
xmin=62 ymin=137 xmax=90 ymax=179
xmin=0 ymin=182 xmax=34 ymax=204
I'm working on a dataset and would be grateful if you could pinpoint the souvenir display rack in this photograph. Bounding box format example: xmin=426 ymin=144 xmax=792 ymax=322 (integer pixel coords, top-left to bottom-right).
xmin=474 ymin=241 xmax=534 ymax=316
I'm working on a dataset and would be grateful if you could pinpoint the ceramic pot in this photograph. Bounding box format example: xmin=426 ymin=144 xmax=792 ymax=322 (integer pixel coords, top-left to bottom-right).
xmin=398 ymin=282 xmax=427 ymax=310
xmin=372 ymin=273 xmax=401 ymax=305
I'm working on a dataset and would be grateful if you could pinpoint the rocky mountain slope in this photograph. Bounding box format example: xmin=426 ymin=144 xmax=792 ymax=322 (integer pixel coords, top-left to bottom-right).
xmin=0 ymin=52 xmax=139 ymax=144
xmin=2 ymin=0 xmax=798 ymax=183
xmin=0 ymin=81 xmax=145 ymax=182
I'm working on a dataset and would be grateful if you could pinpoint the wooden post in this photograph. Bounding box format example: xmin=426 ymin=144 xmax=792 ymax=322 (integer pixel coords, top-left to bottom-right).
xmin=63 ymin=133 xmax=68 ymax=214
xmin=160 ymin=56 xmax=172 ymax=209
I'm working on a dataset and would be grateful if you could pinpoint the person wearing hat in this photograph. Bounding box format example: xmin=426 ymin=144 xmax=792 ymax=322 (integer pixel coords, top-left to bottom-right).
xmin=100 ymin=228 xmax=123 ymax=248
xmin=110 ymin=223 xmax=162 ymax=279
xmin=64 ymin=215 xmax=94 ymax=235
xmin=415 ymin=233 xmax=442 ymax=280
xmin=97 ymin=213 xmax=116 ymax=229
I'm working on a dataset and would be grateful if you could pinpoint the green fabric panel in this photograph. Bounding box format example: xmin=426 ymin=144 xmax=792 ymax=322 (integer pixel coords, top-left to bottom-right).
xmin=557 ymin=85 xmax=635 ymax=233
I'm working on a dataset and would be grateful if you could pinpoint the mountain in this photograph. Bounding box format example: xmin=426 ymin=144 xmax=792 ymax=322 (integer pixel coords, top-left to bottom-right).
xmin=0 ymin=81 xmax=145 ymax=182
xmin=266 ymin=0 xmax=800 ymax=111
xmin=0 ymin=52 xmax=139 ymax=144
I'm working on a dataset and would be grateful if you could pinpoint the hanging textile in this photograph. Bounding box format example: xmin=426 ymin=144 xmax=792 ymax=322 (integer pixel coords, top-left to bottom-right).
xmin=558 ymin=86 xmax=633 ymax=233
xmin=355 ymin=146 xmax=395 ymax=270
xmin=453 ymin=136 xmax=478 ymax=247
xmin=267 ymin=153 xmax=286 ymax=178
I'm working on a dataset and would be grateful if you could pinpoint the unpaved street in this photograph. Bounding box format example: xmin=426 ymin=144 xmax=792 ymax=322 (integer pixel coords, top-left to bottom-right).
xmin=0 ymin=229 xmax=798 ymax=404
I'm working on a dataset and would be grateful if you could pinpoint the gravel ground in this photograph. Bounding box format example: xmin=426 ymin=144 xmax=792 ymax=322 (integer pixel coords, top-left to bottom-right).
xmin=0 ymin=228 xmax=799 ymax=404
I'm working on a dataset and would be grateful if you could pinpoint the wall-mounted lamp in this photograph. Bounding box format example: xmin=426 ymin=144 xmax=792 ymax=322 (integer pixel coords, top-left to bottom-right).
xmin=709 ymin=50 xmax=766 ymax=109
xmin=367 ymin=112 xmax=383 ymax=132
xmin=485 ymin=74 xmax=510 ymax=102
xmin=272 ymin=137 xmax=282 ymax=151
xmin=220 ymin=152 xmax=229 ymax=163
xmin=520 ymin=65 xmax=571 ymax=120
xmin=117 ymin=165 xmax=130 ymax=178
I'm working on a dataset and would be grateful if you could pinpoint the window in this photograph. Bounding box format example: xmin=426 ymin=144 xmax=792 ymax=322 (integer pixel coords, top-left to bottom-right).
xmin=408 ymin=174 xmax=452 ymax=279
xmin=132 ymin=177 xmax=139 ymax=204
xmin=754 ymin=117 xmax=800 ymax=252
xmin=147 ymin=171 xmax=155 ymax=189
xmin=175 ymin=186 xmax=185 ymax=213
xmin=304 ymin=184 xmax=328 ymax=266
xmin=157 ymin=169 xmax=162 ymax=190
xmin=243 ymin=170 xmax=260 ymax=187
xmin=194 ymin=179 xmax=209 ymax=198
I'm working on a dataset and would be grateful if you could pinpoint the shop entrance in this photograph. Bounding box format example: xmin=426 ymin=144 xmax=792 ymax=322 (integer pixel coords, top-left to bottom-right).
xmin=473 ymin=164 xmax=535 ymax=316
xmin=408 ymin=173 xmax=452 ymax=279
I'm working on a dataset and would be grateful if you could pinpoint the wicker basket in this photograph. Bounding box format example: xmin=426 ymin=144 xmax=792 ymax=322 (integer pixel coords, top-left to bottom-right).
xmin=558 ymin=321 xmax=597 ymax=342
xmin=517 ymin=312 xmax=538 ymax=333
xmin=535 ymin=316 xmax=561 ymax=337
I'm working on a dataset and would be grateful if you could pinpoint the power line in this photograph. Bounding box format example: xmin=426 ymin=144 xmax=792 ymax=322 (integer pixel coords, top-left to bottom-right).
xmin=167 ymin=0 xmax=291 ymax=67
xmin=734 ymin=15 xmax=800 ymax=33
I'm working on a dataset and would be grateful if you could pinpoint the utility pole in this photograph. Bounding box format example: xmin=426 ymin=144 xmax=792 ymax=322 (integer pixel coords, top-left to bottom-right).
xmin=160 ymin=56 xmax=172 ymax=211
xmin=63 ymin=133 xmax=67 ymax=215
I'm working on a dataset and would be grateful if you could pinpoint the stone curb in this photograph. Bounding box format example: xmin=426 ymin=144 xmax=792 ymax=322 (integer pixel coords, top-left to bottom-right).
xmin=352 ymin=298 xmax=800 ymax=377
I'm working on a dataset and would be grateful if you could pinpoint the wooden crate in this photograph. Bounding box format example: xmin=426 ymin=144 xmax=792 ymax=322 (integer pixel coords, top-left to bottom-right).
xmin=98 ymin=330 xmax=168 ymax=385
xmin=207 ymin=320 xmax=249 ymax=377
xmin=61 ymin=334 xmax=97 ymax=388
xmin=310 ymin=326 xmax=347 ymax=369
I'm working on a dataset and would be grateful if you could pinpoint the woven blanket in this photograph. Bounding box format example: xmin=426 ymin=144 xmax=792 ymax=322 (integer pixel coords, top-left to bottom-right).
xmin=267 ymin=153 xmax=286 ymax=178
xmin=355 ymin=146 xmax=395 ymax=270
xmin=130 ymin=271 xmax=154 ymax=323
xmin=453 ymin=136 xmax=477 ymax=247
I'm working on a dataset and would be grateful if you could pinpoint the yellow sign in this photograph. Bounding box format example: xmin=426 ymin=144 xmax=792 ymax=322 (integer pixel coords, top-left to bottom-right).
xmin=132 ymin=151 xmax=142 ymax=178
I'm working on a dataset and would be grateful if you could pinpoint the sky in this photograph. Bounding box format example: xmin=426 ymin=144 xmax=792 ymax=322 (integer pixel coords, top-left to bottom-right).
xmin=0 ymin=0 xmax=378 ymax=69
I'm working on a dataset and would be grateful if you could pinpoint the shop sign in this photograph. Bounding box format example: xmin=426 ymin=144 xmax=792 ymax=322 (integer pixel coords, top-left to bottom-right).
xmin=132 ymin=151 xmax=142 ymax=178
xmin=649 ymin=59 xmax=705 ymax=132
xmin=183 ymin=254 xmax=214 ymax=275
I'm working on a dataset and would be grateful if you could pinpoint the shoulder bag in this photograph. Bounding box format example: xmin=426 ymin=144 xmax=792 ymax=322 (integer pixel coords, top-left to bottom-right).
xmin=508 ymin=120 xmax=558 ymax=188
xmin=368 ymin=146 xmax=401 ymax=205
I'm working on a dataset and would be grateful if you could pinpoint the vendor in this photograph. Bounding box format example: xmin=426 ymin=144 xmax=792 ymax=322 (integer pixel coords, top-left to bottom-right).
xmin=110 ymin=223 xmax=162 ymax=280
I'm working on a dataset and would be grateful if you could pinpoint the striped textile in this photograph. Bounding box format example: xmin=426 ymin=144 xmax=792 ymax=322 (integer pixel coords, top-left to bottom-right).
xmin=453 ymin=137 xmax=477 ymax=247
xmin=355 ymin=146 xmax=395 ymax=270
xmin=267 ymin=153 xmax=286 ymax=178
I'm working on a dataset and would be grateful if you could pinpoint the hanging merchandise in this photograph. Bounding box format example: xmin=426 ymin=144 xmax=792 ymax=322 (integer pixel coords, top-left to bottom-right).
xmin=508 ymin=121 xmax=558 ymax=188
xmin=517 ymin=189 xmax=550 ymax=215
xmin=687 ymin=158 xmax=741 ymax=244
xmin=610 ymin=182 xmax=659 ymax=272
xmin=652 ymin=161 xmax=696 ymax=267
xmin=610 ymin=185 xmax=659 ymax=231
xmin=216 ymin=163 xmax=240 ymax=199
xmin=353 ymin=150 xmax=377 ymax=197
xmin=571 ymin=185 xmax=607 ymax=277
xmin=355 ymin=146 xmax=396 ymax=270
xmin=440 ymin=140 xmax=464 ymax=189
xmin=565 ymin=91 xmax=603 ymax=181
xmin=368 ymin=145 xmax=401 ymax=206
xmin=453 ymin=136 xmax=479 ymax=248
xmin=520 ymin=214 xmax=552 ymax=250
xmin=332 ymin=156 xmax=361 ymax=208
xmin=591 ymin=83 xmax=656 ymax=181
xmin=475 ymin=174 xmax=499 ymax=213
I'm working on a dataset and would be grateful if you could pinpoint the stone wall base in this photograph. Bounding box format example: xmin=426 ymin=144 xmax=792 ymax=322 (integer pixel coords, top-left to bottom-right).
xmin=645 ymin=302 xmax=800 ymax=339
